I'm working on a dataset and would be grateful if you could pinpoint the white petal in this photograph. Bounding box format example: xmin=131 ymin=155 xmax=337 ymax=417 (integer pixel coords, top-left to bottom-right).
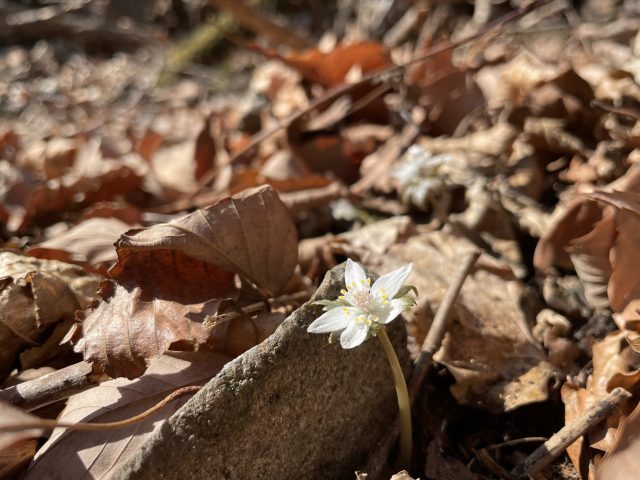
xmin=371 ymin=263 xmax=412 ymax=299
xmin=345 ymin=259 xmax=368 ymax=291
xmin=307 ymin=307 xmax=354 ymax=333
xmin=340 ymin=321 xmax=369 ymax=349
xmin=376 ymin=299 xmax=405 ymax=324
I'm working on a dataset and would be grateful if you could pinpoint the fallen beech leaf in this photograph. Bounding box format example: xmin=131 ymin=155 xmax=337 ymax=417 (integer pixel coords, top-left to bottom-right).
xmin=74 ymin=185 xmax=296 ymax=378
xmin=252 ymin=42 xmax=392 ymax=88
xmin=27 ymin=217 xmax=136 ymax=276
xmin=80 ymin=202 xmax=144 ymax=225
xmin=0 ymin=401 xmax=44 ymax=453
xmin=0 ymin=250 xmax=101 ymax=379
xmin=117 ymin=184 xmax=297 ymax=297
xmin=26 ymin=352 xmax=230 ymax=480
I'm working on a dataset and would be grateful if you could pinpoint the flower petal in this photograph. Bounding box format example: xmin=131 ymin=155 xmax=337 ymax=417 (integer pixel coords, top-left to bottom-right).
xmin=345 ymin=259 xmax=368 ymax=291
xmin=371 ymin=263 xmax=412 ymax=299
xmin=340 ymin=321 xmax=369 ymax=349
xmin=376 ymin=299 xmax=405 ymax=324
xmin=307 ymin=307 xmax=355 ymax=333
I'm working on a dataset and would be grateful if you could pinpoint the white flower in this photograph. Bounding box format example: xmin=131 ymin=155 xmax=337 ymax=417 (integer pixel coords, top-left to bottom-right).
xmin=391 ymin=145 xmax=450 ymax=187
xmin=307 ymin=259 xmax=412 ymax=349
xmin=330 ymin=198 xmax=359 ymax=221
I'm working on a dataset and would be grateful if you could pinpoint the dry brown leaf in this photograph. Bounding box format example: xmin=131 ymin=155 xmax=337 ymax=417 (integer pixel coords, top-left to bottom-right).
xmin=566 ymin=212 xmax=616 ymax=311
xmin=0 ymin=250 xmax=101 ymax=379
xmin=597 ymin=400 xmax=640 ymax=480
xmin=26 ymin=351 xmax=230 ymax=480
xmin=73 ymin=185 xmax=297 ymax=378
xmin=117 ymin=184 xmax=297 ymax=297
xmin=252 ymin=42 xmax=392 ymax=88
xmin=586 ymin=191 xmax=640 ymax=315
xmin=27 ymin=217 xmax=136 ymax=276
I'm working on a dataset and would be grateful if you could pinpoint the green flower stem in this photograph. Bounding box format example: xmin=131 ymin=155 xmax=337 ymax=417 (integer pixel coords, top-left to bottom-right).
xmin=377 ymin=328 xmax=412 ymax=471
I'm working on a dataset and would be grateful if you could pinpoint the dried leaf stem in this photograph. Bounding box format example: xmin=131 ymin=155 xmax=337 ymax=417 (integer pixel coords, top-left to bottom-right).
xmin=364 ymin=249 xmax=481 ymax=479
xmin=377 ymin=328 xmax=411 ymax=471
xmin=511 ymin=387 xmax=632 ymax=477
xmin=0 ymin=386 xmax=201 ymax=433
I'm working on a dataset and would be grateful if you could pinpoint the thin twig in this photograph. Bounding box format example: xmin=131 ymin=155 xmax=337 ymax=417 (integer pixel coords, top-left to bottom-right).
xmin=1 ymin=386 xmax=201 ymax=433
xmin=487 ymin=437 xmax=548 ymax=450
xmin=409 ymin=249 xmax=481 ymax=402
xmin=474 ymin=449 xmax=521 ymax=480
xmin=363 ymin=249 xmax=481 ymax=478
xmin=511 ymin=387 xmax=632 ymax=477
xmin=0 ymin=361 xmax=111 ymax=412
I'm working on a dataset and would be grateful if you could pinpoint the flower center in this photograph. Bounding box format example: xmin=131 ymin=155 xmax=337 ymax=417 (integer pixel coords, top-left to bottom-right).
xmin=345 ymin=286 xmax=375 ymax=312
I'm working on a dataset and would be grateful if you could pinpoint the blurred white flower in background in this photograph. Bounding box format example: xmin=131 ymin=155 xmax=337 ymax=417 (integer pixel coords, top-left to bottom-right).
xmin=330 ymin=198 xmax=359 ymax=222
xmin=391 ymin=145 xmax=451 ymax=211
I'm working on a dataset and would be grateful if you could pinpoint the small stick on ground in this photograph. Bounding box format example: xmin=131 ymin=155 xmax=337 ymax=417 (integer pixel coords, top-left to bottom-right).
xmin=474 ymin=449 xmax=521 ymax=480
xmin=363 ymin=249 xmax=481 ymax=478
xmin=0 ymin=361 xmax=111 ymax=412
xmin=511 ymin=387 xmax=632 ymax=477
xmin=409 ymin=249 xmax=481 ymax=403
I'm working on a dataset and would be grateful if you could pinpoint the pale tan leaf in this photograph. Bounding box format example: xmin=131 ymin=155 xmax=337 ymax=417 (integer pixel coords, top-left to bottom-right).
xmin=27 ymin=217 xmax=136 ymax=276
xmin=26 ymin=351 xmax=230 ymax=480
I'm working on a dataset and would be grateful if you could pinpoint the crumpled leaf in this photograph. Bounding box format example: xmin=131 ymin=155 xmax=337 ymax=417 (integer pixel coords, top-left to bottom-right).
xmin=561 ymin=331 xmax=633 ymax=478
xmin=586 ymin=190 xmax=640 ymax=315
xmin=0 ymin=250 xmax=101 ymax=379
xmin=26 ymin=351 xmax=230 ymax=480
xmin=597 ymin=400 xmax=640 ymax=480
xmin=73 ymin=185 xmax=297 ymax=378
xmin=27 ymin=217 xmax=137 ymax=276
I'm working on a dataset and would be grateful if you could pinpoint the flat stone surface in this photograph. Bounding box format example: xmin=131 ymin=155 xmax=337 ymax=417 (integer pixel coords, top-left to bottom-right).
xmin=111 ymin=263 xmax=410 ymax=480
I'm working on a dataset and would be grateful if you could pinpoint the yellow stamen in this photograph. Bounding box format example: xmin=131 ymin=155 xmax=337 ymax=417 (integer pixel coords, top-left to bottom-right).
xmin=341 ymin=289 xmax=346 ymax=294
xmin=383 ymin=301 xmax=388 ymax=305
xmin=352 ymin=282 xmax=356 ymax=286
xmin=374 ymin=316 xmax=378 ymax=321
xmin=366 ymin=320 xmax=371 ymax=325
xmin=366 ymin=279 xmax=370 ymax=284
xmin=339 ymin=296 xmax=344 ymax=300
xmin=346 ymin=312 xmax=350 ymax=315
xmin=343 ymin=308 xmax=347 ymax=311
xmin=381 ymin=289 xmax=385 ymax=292
xmin=383 ymin=294 xmax=387 ymax=299
xmin=361 ymin=280 xmax=365 ymax=284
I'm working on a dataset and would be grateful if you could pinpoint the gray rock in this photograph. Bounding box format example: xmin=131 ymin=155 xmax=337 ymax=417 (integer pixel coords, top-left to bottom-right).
xmin=111 ymin=263 xmax=410 ymax=480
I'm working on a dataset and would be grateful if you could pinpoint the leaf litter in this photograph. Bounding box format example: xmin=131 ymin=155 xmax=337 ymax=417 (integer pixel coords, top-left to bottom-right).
xmin=4 ymin=1 xmax=640 ymax=479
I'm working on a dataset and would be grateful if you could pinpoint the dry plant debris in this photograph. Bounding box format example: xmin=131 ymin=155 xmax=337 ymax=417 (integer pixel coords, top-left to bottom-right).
xmin=4 ymin=0 xmax=640 ymax=478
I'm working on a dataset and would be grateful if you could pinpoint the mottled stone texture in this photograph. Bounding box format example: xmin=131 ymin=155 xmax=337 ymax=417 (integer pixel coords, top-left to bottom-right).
xmin=111 ymin=263 xmax=410 ymax=480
